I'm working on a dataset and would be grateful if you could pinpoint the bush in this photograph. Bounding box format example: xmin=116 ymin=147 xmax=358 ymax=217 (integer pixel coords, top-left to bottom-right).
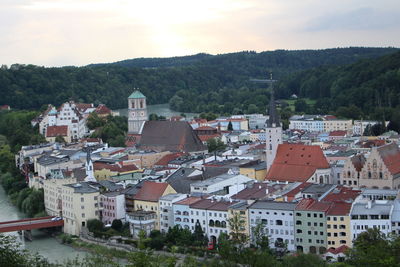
xmin=111 ymin=219 xmax=123 ymax=232
xmin=87 ymin=219 xmax=104 ymax=233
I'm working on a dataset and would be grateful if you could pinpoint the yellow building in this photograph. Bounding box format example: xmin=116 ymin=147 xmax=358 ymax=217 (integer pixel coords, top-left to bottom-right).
xmin=94 ymin=162 xmax=140 ymax=181
xmin=240 ymin=161 xmax=267 ymax=181
xmin=43 ymin=170 xmax=77 ymax=217
xmin=228 ymin=202 xmax=250 ymax=238
xmin=323 ymin=119 xmax=352 ymax=134
xmin=128 ymin=151 xmax=171 ymax=169
xmin=133 ymin=181 xmax=176 ymax=230
xmin=62 ymin=182 xmax=101 ymax=235
xmin=326 ymin=202 xmax=352 ymax=250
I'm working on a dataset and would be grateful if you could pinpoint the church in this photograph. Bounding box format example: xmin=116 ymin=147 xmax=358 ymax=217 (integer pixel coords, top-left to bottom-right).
xmin=126 ymin=90 xmax=206 ymax=153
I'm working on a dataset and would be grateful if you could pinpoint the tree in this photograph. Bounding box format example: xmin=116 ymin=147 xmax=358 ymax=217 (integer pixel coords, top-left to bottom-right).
xmin=346 ymin=228 xmax=396 ymax=267
xmin=227 ymin=121 xmax=233 ymax=131
xmin=87 ymin=219 xmax=104 ymax=233
xmin=247 ymin=104 xmax=259 ymax=114
xmin=192 ymin=221 xmax=208 ymax=247
xmin=251 ymin=223 xmax=270 ymax=251
xmin=281 ymin=253 xmax=327 ymax=267
xmin=207 ymin=138 xmax=226 ymax=153
xmin=228 ymin=212 xmax=248 ymax=248
xmin=55 ymin=135 xmax=66 ymax=143
xmin=294 ymin=99 xmax=308 ymax=113
xmin=111 ymin=219 xmax=123 ymax=232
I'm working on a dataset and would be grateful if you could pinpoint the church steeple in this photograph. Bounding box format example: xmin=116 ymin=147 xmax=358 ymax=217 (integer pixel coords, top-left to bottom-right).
xmin=266 ymin=91 xmax=280 ymax=128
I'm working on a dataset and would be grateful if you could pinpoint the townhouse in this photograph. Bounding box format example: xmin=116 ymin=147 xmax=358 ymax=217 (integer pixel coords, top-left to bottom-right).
xmin=158 ymin=193 xmax=187 ymax=233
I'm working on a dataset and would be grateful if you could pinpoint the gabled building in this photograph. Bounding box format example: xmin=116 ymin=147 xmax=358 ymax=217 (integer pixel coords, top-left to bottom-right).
xmin=266 ymin=144 xmax=331 ymax=184
xmin=326 ymin=202 xmax=353 ymax=250
xmin=133 ymin=181 xmax=176 ymax=230
xmin=358 ymin=143 xmax=400 ymax=189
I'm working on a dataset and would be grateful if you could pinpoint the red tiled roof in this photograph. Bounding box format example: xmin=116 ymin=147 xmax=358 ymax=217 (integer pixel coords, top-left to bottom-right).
xmin=198 ymin=134 xmax=221 ymax=142
xmin=175 ymin=197 xmax=202 ymax=206
xmin=169 ymin=116 xmax=183 ymax=121
xmin=324 ymin=115 xmax=337 ymax=120
xmin=323 ymin=186 xmax=361 ymax=203
xmin=155 ymin=152 xmax=186 ymax=166
xmin=134 ymin=181 xmax=169 ymax=202
xmin=231 ymin=183 xmax=283 ymax=200
xmin=93 ymin=162 xmax=138 ymax=172
xmin=190 ymin=199 xmax=237 ymax=211
xmin=95 ymin=104 xmax=111 ymax=115
xmin=266 ymin=144 xmax=329 ymax=183
xmin=76 ymin=103 xmax=93 ymax=110
xmin=327 ymin=245 xmax=349 ymax=255
xmin=296 ymin=198 xmax=331 ymax=212
xmin=195 ymin=126 xmax=217 ymax=131
xmin=329 ymin=130 xmax=347 ymax=137
xmin=377 ymin=143 xmax=400 ymax=175
xmin=0 ymin=105 xmax=10 ymax=110
xmin=46 ymin=125 xmax=68 ymax=137
xmin=282 ymin=182 xmax=311 ymax=199
xmin=327 ymin=201 xmax=352 ymax=216
xmin=361 ymin=139 xmax=386 ymax=148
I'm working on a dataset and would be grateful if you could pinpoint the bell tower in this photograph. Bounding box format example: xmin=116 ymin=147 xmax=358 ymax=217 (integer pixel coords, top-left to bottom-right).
xmin=128 ymin=89 xmax=147 ymax=134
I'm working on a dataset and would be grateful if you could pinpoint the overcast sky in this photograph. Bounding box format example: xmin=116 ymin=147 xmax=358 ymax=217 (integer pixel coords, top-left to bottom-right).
xmin=1 ymin=0 xmax=399 ymax=67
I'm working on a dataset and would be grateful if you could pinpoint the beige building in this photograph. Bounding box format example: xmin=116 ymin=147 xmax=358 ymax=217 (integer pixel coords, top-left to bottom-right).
xmin=128 ymin=151 xmax=171 ymax=169
xmin=62 ymin=182 xmax=101 ymax=235
xmin=341 ymin=154 xmax=366 ymax=187
xmin=359 ymin=143 xmax=400 ymax=189
xmin=326 ymin=202 xmax=352 ymax=250
xmin=323 ymin=120 xmax=352 ymax=134
xmin=43 ymin=170 xmax=77 ymax=217
xmin=133 ymin=181 xmax=176 ymax=230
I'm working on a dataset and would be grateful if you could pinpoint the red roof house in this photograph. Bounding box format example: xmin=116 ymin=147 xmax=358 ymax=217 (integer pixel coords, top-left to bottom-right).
xmin=266 ymin=144 xmax=330 ymax=183
xmin=134 ymin=181 xmax=174 ymax=202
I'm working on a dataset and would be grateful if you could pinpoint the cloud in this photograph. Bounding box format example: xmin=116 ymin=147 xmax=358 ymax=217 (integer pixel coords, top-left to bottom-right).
xmin=305 ymin=7 xmax=400 ymax=32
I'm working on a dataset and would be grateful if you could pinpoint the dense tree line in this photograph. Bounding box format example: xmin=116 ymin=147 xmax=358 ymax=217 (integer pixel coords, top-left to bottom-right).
xmin=0 ymin=48 xmax=396 ymax=115
xmin=276 ymin=51 xmax=400 ymax=125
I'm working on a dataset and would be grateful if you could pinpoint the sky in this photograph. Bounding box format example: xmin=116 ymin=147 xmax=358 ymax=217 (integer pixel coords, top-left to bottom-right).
xmin=1 ymin=0 xmax=399 ymax=67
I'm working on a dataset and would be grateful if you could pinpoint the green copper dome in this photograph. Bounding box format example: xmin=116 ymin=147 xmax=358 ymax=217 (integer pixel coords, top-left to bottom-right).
xmin=128 ymin=90 xmax=146 ymax=99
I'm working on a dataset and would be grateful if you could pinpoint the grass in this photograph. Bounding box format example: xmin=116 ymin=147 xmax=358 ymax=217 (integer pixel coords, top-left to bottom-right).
xmin=72 ymin=239 xmax=131 ymax=259
xmin=282 ymin=98 xmax=316 ymax=112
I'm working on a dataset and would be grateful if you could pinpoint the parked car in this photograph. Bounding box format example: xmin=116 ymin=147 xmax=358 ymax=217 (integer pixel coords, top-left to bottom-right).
xmin=51 ymin=216 xmax=62 ymax=221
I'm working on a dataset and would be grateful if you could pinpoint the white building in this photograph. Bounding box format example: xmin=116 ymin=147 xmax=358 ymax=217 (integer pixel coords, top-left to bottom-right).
xmin=173 ymin=197 xmax=201 ymax=231
xmin=100 ymin=191 xmax=126 ymax=225
xmin=249 ymin=201 xmax=296 ymax=251
xmin=350 ymin=199 xmax=393 ymax=241
xmin=190 ymin=173 xmax=253 ymax=196
xmin=265 ymin=94 xmax=282 ymax=171
xmin=159 ymin=193 xmax=187 ymax=233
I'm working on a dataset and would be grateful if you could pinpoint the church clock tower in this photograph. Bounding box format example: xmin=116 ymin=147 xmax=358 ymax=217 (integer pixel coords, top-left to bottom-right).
xmin=128 ymin=90 xmax=147 ymax=134
xmin=265 ymin=91 xmax=282 ymax=171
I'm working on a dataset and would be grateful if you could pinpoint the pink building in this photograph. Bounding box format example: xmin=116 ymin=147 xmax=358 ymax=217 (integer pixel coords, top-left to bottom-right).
xmin=101 ymin=191 xmax=126 ymax=225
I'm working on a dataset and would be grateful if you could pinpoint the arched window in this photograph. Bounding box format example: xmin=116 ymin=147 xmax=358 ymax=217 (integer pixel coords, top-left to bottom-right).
xmin=221 ymin=221 xmax=227 ymax=228
xmin=209 ymin=220 xmax=214 ymax=227
xmin=379 ymin=172 xmax=383 ymax=179
xmin=368 ymin=172 xmax=372 ymax=179
xmin=140 ymin=100 xmax=143 ymax=109
xmin=373 ymin=159 xmax=377 ymax=169
xmin=215 ymin=220 xmax=221 ymax=227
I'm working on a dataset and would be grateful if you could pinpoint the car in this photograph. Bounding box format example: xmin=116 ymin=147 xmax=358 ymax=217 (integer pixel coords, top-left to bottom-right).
xmin=51 ymin=216 xmax=62 ymax=221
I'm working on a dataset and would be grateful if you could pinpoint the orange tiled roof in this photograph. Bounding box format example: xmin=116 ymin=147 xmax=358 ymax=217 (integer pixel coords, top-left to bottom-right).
xmin=134 ymin=181 xmax=169 ymax=202
xmin=46 ymin=125 xmax=68 ymax=137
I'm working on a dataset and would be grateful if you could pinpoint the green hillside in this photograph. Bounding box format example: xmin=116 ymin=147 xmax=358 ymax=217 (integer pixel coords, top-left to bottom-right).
xmin=0 ymin=47 xmax=397 ymax=115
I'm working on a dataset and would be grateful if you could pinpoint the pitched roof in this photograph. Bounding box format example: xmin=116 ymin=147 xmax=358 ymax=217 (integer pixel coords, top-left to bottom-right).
xmin=154 ymin=152 xmax=186 ymax=166
xmin=128 ymin=90 xmax=146 ymax=99
xmin=190 ymin=198 xmax=237 ymax=211
xmin=323 ymin=186 xmax=361 ymax=203
xmin=195 ymin=126 xmax=217 ymax=131
xmin=326 ymin=245 xmax=349 ymax=255
xmin=46 ymin=125 xmax=68 ymax=137
xmin=95 ymin=104 xmax=111 ymax=115
xmin=266 ymin=144 xmax=329 ymax=183
xmin=377 ymin=143 xmax=400 ymax=175
xmin=329 ymin=130 xmax=347 ymax=137
xmin=93 ymin=162 xmax=138 ymax=172
xmin=231 ymin=183 xmax=283 ymax=200
xmin=296 ymin=198 xmax=332 ymax=212
xmin=134 ymin=181 xmax=169 ymax=202
xmin=327 ymin=201 xmax=352 ymax=216
xmin=138 ymin=121 xmax=206 ymax=152
xmin=175 ymin=196 xmax=202 ymax=206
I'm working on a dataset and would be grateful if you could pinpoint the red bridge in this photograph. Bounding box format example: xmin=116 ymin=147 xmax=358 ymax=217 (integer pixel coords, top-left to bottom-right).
xmin=0 ymin=216 xmax=64 ymax=233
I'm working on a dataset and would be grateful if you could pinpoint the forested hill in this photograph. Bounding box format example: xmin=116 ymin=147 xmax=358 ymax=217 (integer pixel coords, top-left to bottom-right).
xmin=0 ymin=47 xmax=397 ymax=113
xmin=276 ymin=50 xmax=400 ymax=121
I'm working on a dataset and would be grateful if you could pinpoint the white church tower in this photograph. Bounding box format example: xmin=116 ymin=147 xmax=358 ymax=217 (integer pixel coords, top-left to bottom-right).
xmin=84 ymin=148 xmax=96 ymax=182
xmin=128 ymin=90 xmax=147 ymax=134
xmin=265 ymin=91 xmax=282 ymax=171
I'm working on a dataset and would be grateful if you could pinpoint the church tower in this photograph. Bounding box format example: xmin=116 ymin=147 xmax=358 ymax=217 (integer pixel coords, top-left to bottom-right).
xmin=265 ymin=91 xmax=282 ymax=171
xmin=128 ymin=90 xmax=147 ymax=134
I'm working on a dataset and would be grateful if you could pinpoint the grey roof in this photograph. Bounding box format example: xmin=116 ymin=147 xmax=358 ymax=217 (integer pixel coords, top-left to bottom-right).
xmin=351 ymin=200 xmax=393 ymax=215
xmin=65 ymin=182 xmax=99 ymax=194
xmin=229 ymin=201 xmax=249 ymax=210
xmin=37 ymin=155 xmax=70 ymax=166
xmin=249 ymin=200 xmax=297 ymax=211
xmin=72 ymin=167 xmax=87 ymax=182
xmin=302 ymin=184 xmax=336 ymax=194
xmin=266 ymin=92 xmax=280 ymax=127
xmin=166 ymin=167 xmax=228 ymax=194
xmin=97 ymin=180 xmax=123 ymax=192
xmin=191 ymin=173 xmax=243 ymax=187
xmin=138 ymin=121 xmax=207 ymax=153
xmin=159 ymin=193 xmax=186 ymax=201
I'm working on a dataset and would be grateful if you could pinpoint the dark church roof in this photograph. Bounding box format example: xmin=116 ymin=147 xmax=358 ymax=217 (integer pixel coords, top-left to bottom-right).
xmin=266 ymin=92 xmax=281 ymax=127
xmin=138 ymin=121 xmax=207 ymax=153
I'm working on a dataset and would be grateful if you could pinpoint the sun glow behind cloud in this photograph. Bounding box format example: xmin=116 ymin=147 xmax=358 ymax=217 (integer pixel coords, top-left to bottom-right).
xmin=1 ymin=0 xmax=399 ymax=66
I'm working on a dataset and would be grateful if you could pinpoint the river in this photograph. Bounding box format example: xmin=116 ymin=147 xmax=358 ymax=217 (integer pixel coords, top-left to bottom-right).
xmin=0 ymin=186 xmax=88 ymax=264
xmin=115 ymin=103 xmax=199 ymax=119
